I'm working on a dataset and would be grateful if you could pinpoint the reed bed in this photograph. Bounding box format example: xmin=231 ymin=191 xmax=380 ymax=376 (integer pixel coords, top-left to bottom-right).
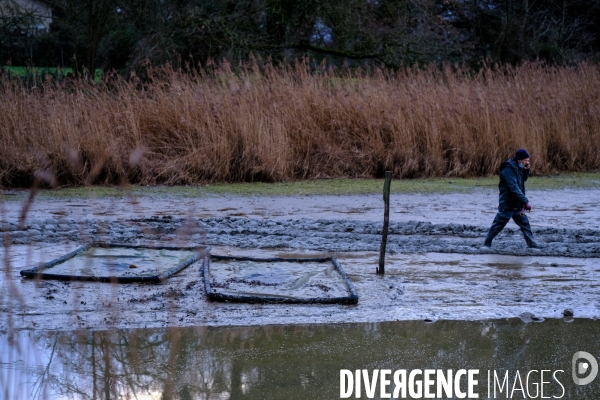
xmin=1 ymin=61 xmax=599 ymax=187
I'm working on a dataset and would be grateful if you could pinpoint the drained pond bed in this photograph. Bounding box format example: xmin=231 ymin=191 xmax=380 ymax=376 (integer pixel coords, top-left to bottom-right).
xmin=2 ymin=188 xmax=600 ymax=398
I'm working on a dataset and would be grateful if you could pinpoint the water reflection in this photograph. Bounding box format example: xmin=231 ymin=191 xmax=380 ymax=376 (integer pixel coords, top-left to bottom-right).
xmin=1 ymin=319 xmax=599 ymax=399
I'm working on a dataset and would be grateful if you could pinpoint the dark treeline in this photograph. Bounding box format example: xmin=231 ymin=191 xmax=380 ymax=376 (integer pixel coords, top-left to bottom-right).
xmin=1 ymin=0 xmax=600 ymax=74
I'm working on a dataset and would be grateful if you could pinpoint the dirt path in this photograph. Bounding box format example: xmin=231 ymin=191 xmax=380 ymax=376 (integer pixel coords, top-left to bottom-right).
xmin=1 ymin=188 xmax=599 ymax=332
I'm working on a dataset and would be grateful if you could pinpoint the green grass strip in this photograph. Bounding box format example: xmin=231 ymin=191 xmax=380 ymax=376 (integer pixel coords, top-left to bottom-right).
xmin=4 ymin=66 xmax=103 ymax=82
xmin=2 ymin=172 xmax=600 ymax=201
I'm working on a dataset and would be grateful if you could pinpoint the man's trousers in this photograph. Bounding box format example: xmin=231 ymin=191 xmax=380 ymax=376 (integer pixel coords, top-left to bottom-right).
xmin=484 ymin=210 xmax=537 ymax=248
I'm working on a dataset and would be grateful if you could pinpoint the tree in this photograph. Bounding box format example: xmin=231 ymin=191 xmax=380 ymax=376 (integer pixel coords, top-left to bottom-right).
xmin=58 ymin=0 xmax=116 ymax=75
xmin=461 ymin=0 xmax=600 ymax=63
xmin=3 ymin=0 xmax=600 ymax=73
xmin=0 ymin=0 xmax=52 ymax=65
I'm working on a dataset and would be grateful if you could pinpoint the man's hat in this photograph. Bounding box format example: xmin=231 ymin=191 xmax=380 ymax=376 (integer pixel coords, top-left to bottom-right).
xmin=515 ymin=148 xmax=530 ymax=160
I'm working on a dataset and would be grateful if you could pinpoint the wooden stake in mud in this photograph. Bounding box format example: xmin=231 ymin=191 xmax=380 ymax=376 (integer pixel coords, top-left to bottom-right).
xmin=377 ymin=171 xmax=392 ymax=275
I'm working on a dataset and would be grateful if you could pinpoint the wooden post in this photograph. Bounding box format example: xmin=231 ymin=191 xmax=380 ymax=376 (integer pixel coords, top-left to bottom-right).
xmin=377 ymin=171 xmax=392 ymax=275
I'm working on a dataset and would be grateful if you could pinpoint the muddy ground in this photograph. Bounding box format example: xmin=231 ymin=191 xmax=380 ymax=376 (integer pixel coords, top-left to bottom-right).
xmin=1 ymin=188 xmax=599 ymax=332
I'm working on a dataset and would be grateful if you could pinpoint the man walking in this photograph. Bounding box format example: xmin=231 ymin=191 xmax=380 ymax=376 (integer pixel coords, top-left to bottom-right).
xmin=484 ymin=148 xmax=542 ymax=248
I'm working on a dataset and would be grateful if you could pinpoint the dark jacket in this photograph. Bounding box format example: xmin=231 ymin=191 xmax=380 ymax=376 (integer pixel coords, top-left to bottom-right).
xmin=498 ymin=158 xmax=530 ymax=211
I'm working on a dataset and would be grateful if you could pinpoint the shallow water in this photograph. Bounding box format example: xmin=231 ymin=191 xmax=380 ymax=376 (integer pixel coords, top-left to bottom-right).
xmin=1 ymin=319 xmax=599 ymax=399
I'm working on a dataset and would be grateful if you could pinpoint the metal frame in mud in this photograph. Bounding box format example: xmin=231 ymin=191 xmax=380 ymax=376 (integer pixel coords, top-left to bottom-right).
xmin=204 ymin=254 xmax=359 ymax=305
xmin=19 ymin=243 xmax=208 ymax=283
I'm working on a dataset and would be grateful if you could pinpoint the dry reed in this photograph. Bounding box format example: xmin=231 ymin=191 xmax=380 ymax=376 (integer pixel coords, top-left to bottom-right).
xmin=1 ymin=61 xmax=599 ymax=187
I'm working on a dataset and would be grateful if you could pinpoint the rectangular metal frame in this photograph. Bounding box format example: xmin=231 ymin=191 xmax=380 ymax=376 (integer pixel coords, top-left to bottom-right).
xmin=204 ymin=254 xmax=359 ymax=304
xmin=20 ymin=243 xmax=208 ymax=283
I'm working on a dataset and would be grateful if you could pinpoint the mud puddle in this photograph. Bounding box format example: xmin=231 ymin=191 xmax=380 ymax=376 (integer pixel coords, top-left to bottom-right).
xmin=2 ymin=319 xmax=599 ymax=399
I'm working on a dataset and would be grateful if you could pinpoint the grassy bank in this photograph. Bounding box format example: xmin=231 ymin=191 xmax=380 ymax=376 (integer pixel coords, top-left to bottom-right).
xmin=2 ymin=66 xmax=103 ymax=82
xmin=2 ymin=173 xmax=599 ymax=200
xmin=1 ymin=61 xmax=599 ymax=187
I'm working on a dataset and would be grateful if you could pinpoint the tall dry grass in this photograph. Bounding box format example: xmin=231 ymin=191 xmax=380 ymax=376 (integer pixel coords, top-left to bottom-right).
xmin=1 ymin=61 xmax=599 ymax=186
